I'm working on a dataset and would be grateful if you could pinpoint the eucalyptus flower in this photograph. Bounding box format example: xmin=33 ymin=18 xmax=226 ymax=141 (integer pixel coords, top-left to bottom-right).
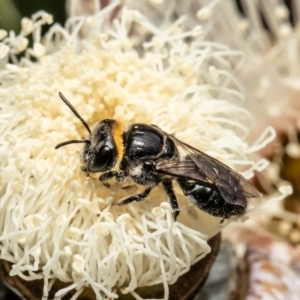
xmin=0 ymin=1 xmax=291 ymax=299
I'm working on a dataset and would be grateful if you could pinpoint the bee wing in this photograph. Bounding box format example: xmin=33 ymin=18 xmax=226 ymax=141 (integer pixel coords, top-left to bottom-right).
xmin=156 ymin=135 xmax=262 ymax=207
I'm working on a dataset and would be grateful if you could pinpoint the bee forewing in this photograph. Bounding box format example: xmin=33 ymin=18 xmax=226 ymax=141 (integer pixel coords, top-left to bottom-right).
xmin=157 ymin=134 xmax=262 ymax=207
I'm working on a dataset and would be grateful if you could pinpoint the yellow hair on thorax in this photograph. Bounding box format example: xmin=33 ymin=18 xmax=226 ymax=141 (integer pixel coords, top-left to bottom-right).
xmin=113 ymin=121 xmax=124 ymax=162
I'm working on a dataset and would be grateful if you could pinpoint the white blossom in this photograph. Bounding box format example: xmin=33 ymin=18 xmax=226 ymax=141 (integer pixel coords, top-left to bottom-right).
xmin=0 ymin=1 xmax=291 ymax=299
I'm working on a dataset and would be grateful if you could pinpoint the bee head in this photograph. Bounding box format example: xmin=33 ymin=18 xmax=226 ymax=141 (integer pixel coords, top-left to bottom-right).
xmin=81 ymin=119 xmax=117 ymax=173
xmin=55 ymin=93 xmax=120 ymax=173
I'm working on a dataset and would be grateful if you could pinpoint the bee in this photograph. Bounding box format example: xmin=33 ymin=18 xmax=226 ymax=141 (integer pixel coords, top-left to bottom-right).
xmin=55 ymin=92 xmax=261 ymax=220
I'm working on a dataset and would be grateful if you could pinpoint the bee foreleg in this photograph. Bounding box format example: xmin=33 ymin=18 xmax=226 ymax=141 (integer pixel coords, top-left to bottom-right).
xmin=162 ymin=181 xmax=180 ymax=221
xmin=99 ymin=171 xmax=125 ymax=187
xmin=114 ymin=186 xmax=153 ymax=206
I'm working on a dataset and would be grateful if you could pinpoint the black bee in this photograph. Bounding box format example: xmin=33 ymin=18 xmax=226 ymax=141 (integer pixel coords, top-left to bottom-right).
xmin=55 ymin=92 xmax=261 ymax=220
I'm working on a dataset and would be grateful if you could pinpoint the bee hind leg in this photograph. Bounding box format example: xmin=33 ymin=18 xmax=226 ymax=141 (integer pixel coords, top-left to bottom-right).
xmin=162 ymin=181 xmax=180 ymax=221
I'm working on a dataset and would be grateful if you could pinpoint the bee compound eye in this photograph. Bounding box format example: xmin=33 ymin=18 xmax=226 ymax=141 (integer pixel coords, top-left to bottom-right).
xmin=90 ymin=145 xmax=114 ymax=172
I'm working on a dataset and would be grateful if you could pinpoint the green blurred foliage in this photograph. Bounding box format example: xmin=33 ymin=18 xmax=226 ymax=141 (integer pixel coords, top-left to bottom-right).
xmin=0 ymin=0 xmax=66 ymax=33
xmin=0 ymin=0 xmax=21 ymax=32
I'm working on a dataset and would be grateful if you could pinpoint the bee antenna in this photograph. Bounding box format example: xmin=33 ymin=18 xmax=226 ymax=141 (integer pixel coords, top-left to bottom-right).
xmin=55 ymin=139 xmax=90 ymax=150
xmin=58 ymin=92 xmax=91 ymax=135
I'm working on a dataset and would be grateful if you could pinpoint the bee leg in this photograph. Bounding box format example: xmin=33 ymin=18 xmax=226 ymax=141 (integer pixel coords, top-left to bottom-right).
xmin=114 ymin=186 xmax=152 ymax=206
xmin=162 ymin=181 xmax=180 ymax=221
xmin=99 ymin=171 xmax=125 ymax=188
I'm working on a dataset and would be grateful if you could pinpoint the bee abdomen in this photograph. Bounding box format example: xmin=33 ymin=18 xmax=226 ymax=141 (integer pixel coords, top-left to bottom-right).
xmin=177 ymin=179 xmax=245 ymax=218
